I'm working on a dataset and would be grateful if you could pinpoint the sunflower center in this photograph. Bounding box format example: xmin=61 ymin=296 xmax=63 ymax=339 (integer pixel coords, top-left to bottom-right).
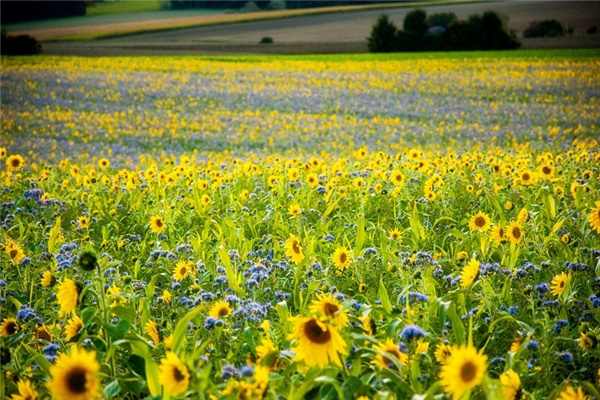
xmin=66 ymin=367 xmax=88 ymax=394
xmin=304 ymin=319 xmax=331 ymax=344
xmin=173 ymin=366 xmax=186 ymax=382
xmin=522 ymin=173 xmax=530 ymax=181
xmin=180 ymin=267 xmax=187 ymax=276
xmin=36 ymin=328 xmax=52 ymax=341
xmin=383 ymin=349 xmax=402 ymax=368
xmin=6 ymin=322 xmax=18 ymax=335
xmin=512 ymin=227 xmax=521 ymax=239
xmin=475 ymin=216 xmax=485 ymax=227
xmin=498 ymin=227 xmax=504 ymax=238
xmin=559 ymin=281 xmax=565 ymax=288
xmin=218 ymin=307 xmax=229 ymax=317
xmin=292 ymin=240 xmax=300 ymax=254
xmin=339 ymin=252 xmax=347 ymax=264
xmin=460 ymin=361 xmax=477 ymax=383
xmin=9 ymin=249 xmax=18 ymax=259
xmin=323 ymin=303 xmax=339 ymax=317
xmin=156 ymin=219 xmax=163 ymax=228
xmin=11 ymin=159 xmax=20 ymax=167
xmin=542 ymin=166 xmax=551 ymax=174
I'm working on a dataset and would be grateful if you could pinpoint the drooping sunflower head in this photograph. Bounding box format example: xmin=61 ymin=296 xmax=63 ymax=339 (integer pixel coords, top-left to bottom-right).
xmin=47 ymin=347 xmax=101 ymax=400
xmin=499 ymin=369 xmax=521 ymax=400
xmin=372 ymin=338 xmax=408 ymax=369
xmin=439 ymin=344 xmax=487 ymax=400
xmin=78 ymin=250 xmax=98 ymax=272
xmin=287 ymin=315 xmax=347 ymax=368
xmin=145 ymin=320 xmax=161 ymax=345
xmin=209 ymin=300 xmax=233 ymax=319
xmin=149 ymin=216 xmax=166 ymax=234
xmin=57 ymin=278 xmax=80 ymax=317
xmin=41 ymin=270 xmax=55 ymax=287
xmin=332 ymin=247 xmax=351 ymax=271
xmin=65 ymin=315 xmax=84 ymax=341
xmin=158 ymin=352 xmax=190 ymax=396
xmin=588 ymin=201 xmax=600 ymax=234
xmin=309 ymin=293 xmax=348 ymax=328
xmin=469 ymin=212 xmax=491 ymax=232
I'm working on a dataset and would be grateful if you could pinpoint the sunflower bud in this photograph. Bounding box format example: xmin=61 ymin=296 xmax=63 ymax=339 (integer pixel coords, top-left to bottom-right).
xmin=78 ymin=249 xmax=98 ymax=271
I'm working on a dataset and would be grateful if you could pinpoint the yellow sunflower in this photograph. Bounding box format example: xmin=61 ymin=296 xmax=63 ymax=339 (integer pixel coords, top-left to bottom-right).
xmin=35 ymin=325 xmax=53 ymax=342
xmin=77 ymin=216 xmax=89 ymax=229
xmin=306 ymin=173 xmax=319 ymax=188
xmin=145 ymin=320 xmax=161 ymax=345
xmin=434 ymin=343 xmax=453 ymax=364
xmin=97 ymin=158 xmax=110 ymax=169
xmin=362 ymin=315 xmax=377 ymax=336
xmin=551 ymin=272 xmax=570 ymax=298
xmin=517 ymin=208 xmax=529 ymax=224
xmin=173 ymin=260 xmax=194 ymax=282
xmin=0 ymin=147 xmax=6 ymax=159
xmin=491 ymin=225 xmax=505 ymax=244
xmin=389 ymin=170 xmax=405 ymax=187
xmin=461 ymin=258 xmax=480 ymax=288
xmin=439 ymin=344 xmax=487 ymax=400
xmin=500 ymin=369 xmax=521 ymax=400
xmin=388 ymin=228 xmax=402 ymax=241
xmin=209 ymin=300 xmax=233 ymax=318
xmin=6 ymin=240 xmax=26 ymax=264
xmin=41 ymin=270 xmax=55 ymax=287
xmin=588 ymin=201 xmax=600 ymax=234
xmin=309 ymin=293 xmax=349 ymax=327
xmin=372 ymin=338 xmax=408 ymax=369
xmin=11 ymin=379 xmax=38 ymax=400
xmin=6 ymin=154 xmax=25 ymax=171
xmin=506 ymin=221 xmax=524 ymax=245
xmin=332 ymin=247 xmax=351 ymax=271
xmin=469 ymin=212 xmax=491 ymax=232
xmin=557 ymin=386 xmax=589 ymax=400
xmin=65 ymin=315 xmax=84 ymax=341
xmin=57 ymin=278 xmax=79 ymax=317
xmin=284 ymin=234 xmax=305 ymax=264
xmin=578 ymin=332 xmax=596 ymax=350
xmin=159 ymin=352 xmax=190 ymax=396
xmin=149 ymin=216 xmax=166 ymax=234
xmin=538 ymin=164 xmax=554 ymax=179
xmin=288 ymin=204 xmax=301 ymax=216
xmin=47 ymin=347 xmax=101 ymax=400
xmin=518 ymin=169 xmax=536 ymax=185
xmin=288 ymin=316 xmax=347 ymax=368
xmin=1 ymin=318 xmax=19 ymax=337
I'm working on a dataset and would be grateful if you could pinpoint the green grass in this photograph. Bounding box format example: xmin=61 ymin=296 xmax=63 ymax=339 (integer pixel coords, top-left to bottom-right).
xmin=85 ymin=1 xmax=163 ymax=16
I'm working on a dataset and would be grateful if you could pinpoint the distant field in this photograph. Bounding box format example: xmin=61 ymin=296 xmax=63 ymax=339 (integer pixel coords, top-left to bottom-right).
xmin=86 ymin=0 xmax=163 ymax=16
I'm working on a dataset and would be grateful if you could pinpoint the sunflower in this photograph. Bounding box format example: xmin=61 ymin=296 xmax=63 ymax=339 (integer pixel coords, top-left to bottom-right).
xmin=288 ymin=316 xmax=347 ymax=368
xmin=158 ymin=352 xmax=190 ymax=396
xmin=173 ymin=260 xmax=194 ymax=282
xmin=557 ymin=386 xmax=589 ymax=400
xmin=6 ymin=155 xmax=25 ymax=171
xmin=491 ymin=225 xmax=504 ymax=244
xmin=149 ymin=216 xmax=166 ymax=234
xmin=35 ymin=325 xmax=53 ymax=342
xmin=107 ymin=285 xmax=125 ymax=307
xmin=0 ymin=147 xmax=6 ymax=158
xmin=145 ymin=320 xmax=161 ymax=345
xmin=200 ymin=194 xmax=211 ymax=207
xmin=65 ymin=315 xmax=84 ymax=341
xmin=97 ymin=158 xmax=110 ymax=169
xmin=439 ymin=345 xmax=487 ymax=400
xmin=358 ymin=282 xmax=367 ymax=293
xmin=47 ymin=347 xmax=101 ymax=400
xmin=506 ymin=221 xmax=523 ymax=245
xmin=284 ymin=234 xmax=305 ymax=264
xmin=256 ymin=337 xmax=278 ymax=367
xmin=332 ymin=247 xmax=351 ymax=271
xmin=162 ymin=290 xmax=172 ymax=304
xmin=588 ymin=201 xmax=600 ymax=234
xmin=500 ymin=370 xmax=522 ymax=400
xmin=306 ymin=173 xmax=319 ymax=188
xmin=434 ymin=343 xmax=453 ymax=364
xmin=517 ymin=208 xmax=529 ymax=224
xmin=504 ymin=201 xmax=513 ymax=210
xmin=538 ymin=164 xmax=554 ymax=179
xmin=578 ymin=332 xmax=597 ymax=350
xmin=1 ymin=318 xmax=19 ymax=337
xmin=362 ymin=315 xmax=376 ymax=336
xmin=425 ymin=190 xmax=437 ymax=201
xmin=309 ymin=293 xmax=349 ymax=327
xmin=77 ymin=216 xmax=89 ymax=229
xmin=518 ymin=169 xmax=535 ymax=185
xmin=288 ymin=204 xmax=301 ymax=216
xmin=461 ymin=258 xmax=480 ymax=288
xmin=57 ymin=278 xmax=80 ymax=317
xmin=209 ymin=300 xmax=233 ymax=318
xmin=6 ymin=241 xmax=26 ymax=264
xmin=11 ymin=379 xmax=38 ymax=400
xmin=388 ymin=228 xmax=402 ymax=241
xmin=41 ymin=270 xmax=55 ymax=287
xmin=469 ymin=212 xmax=491 ymax=232
xmin=551 ymin=272 xmax=570 ymax=298
xmin=389 ymin=170 xmax=404 ymax=187
xmin=372 ymin=338 xmax=408 ymax=369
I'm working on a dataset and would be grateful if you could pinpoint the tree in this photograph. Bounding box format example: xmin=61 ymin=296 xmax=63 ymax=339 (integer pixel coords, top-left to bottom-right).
xmin=367 ymin=15 xmax=398 ymax=53
xmin=403 ymin=9 xmax=428 ymax=38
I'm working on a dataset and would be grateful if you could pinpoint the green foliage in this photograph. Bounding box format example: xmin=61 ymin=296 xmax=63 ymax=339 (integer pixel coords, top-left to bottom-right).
xmin=367 ymin=14 xmax=398 ymax=53
xmin=524 ymin=19 xmax=565 ymax=38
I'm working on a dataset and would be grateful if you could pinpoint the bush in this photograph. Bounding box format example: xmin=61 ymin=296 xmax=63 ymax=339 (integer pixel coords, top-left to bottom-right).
xmin=1 ymin=29 xmax=41 ymax=55
xmin=426 ymin=12 xmax=457 ymax=28
xmin=523 ymin=19 xmax=564 ymax=38
xmin=266 ymin=0 xmax=286 ymax=10
xmin=367 ymin=14 xmax=398 ymax=53
xmin=587 ymin=26 xmax=598 ymax=35
xmin=259 ymin=36 xmax=274 ymax=44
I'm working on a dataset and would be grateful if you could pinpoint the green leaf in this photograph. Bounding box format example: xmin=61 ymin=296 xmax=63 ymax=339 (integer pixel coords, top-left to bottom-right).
xmin=24 ymin=344 xmax=52 ymax=375
xmin=356 ymin=215 xmax=365 ymax=251
xmin=81 ymin=307 xmax=97 ymax=325
xmin=130 ymin=340 xmax=160 ymax=397
xmin=103 ymin=380 xmax=121 ymax=398
xmin=105 ymin=320 xmax=131 ymax=341
xmin=378 ymin=278 xmax=392 ymax=314
xmin=319 ymin=383 xmax=340 ymax=400
xmin=447 ymin=302 xmax=466 ymax=345
xmin=172 ymin=307 xmax=202 ymax=354
xmin=111 ymin=305 xmax=136 ymax=324
xmin=342 ymin=377 xmax=363 ymax=400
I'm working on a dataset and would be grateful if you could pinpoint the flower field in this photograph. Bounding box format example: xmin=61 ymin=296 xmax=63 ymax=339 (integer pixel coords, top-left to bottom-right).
xmin=1 ymin=51 xmax=599 ymax=400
